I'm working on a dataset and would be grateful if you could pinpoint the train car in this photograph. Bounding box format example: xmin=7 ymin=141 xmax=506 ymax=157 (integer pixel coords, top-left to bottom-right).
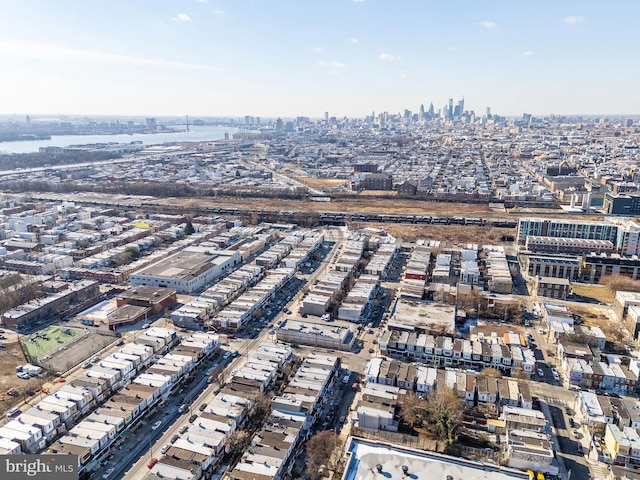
xmin=465 ymin=217 xmax=484 ymax=226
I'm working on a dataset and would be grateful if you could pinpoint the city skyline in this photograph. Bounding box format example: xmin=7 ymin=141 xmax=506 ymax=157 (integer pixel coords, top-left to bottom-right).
xmin=1 ymin=1 xmax=639 ymax=117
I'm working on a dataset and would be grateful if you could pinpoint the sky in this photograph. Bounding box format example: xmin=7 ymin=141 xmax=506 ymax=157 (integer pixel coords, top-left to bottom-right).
xmin=0 ymin=0 xmax=639 ymax=118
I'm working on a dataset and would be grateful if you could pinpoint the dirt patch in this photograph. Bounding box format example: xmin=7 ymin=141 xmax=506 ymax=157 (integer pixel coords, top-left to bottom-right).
xmin=155 ymin=195 xmax=493 ymax=216
xmin=569 ymin=304 xmax=629 ymax=344
xmin=354 ymin=223 xmax=512 ymax=244
xmin=571 ymin=284 xmax=615 ymax=304
xmin=358 ymin=190 xmax=398 ymax=196
xmin=297 ymin=177 xmax=349 ymax=188
xmin=0 ymin=337 xmax=32 ymax=412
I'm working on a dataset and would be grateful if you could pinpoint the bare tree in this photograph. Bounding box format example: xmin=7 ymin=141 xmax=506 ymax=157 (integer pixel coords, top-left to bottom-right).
xmin=225 ymin=429 xmax=250 ymax=454
xmin=398 ymin=392 xmax=427 ymax=429
xmin=422 ymin=387 xmax=463 ymax=449
xmin=306 ymin=430 xmax=340 ymax=480
xmin=477 ymin=367 xmax=502 ymax=378
xmin=248 ymin=392 xmax=273 ymax=424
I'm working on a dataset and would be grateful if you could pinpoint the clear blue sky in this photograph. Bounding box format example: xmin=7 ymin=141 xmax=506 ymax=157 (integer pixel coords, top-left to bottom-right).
xmin=0 ymin=1 xmax=638 ymax=118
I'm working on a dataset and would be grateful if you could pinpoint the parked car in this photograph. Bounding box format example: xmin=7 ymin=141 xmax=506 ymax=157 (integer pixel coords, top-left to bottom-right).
xmin=223 ymin=352 xmax=231 ymax=359
xmin=102 ymin=467 xmax=115 ymax=479
xmin=189 ymin=414 xmax=197 ymax=423
xmin=170 ymin=434 xmax=179 ymax=444
xmin=537 ymin=368 xmax=544 ymax=377
xmin=160 ymin=444 xmax=171 ymax=454
xmin=17 ymin=372 xmax=30 ymax=379
xmin=179 ymin=425 xmax=188 ymax=434
xmin=198 ymin=403 xmax=207 ymax=412
xmin=178 ymin=404 xmax=188 ymax=414
xmin=6 ymin=406 xmax=21 ymax=418
xmin=82 ymin=362 xmax=92 ymax=369
xmin=147 ymin=458 xmax=158 ymax=469
xmin=151 ymin=420 xmax=162 ymax=431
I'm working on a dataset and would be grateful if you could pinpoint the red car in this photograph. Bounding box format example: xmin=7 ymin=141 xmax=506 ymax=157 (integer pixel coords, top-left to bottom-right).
xmin=6 ymin=388 xmax=18 ymax=396
xmin=147 ymin=458 xmax=158 ymax=469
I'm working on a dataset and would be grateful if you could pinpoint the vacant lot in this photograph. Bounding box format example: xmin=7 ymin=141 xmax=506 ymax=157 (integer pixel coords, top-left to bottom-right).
xmin=156 ymin=195 xmax=494 ymax=216
xmin=297 ymin=177 xmax=349 ymax=188
xmin=355 ymin=223 xmax=513 ymax=244
xmin=571 ymin=284 xmax=615 ymax=304
xmin=568 ymin=303 xmax=630 ymax=345
xmin=0 ymin=337 xmax=32 ymax=413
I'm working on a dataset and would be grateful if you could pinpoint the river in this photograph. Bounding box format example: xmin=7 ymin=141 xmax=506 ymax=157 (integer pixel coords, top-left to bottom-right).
xmin=0 ymin=125 xmax=237 ymax=154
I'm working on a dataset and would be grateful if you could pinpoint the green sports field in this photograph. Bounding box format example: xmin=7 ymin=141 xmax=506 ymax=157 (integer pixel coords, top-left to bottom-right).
xmin=20 ymin=325 xmax=83 ymax=360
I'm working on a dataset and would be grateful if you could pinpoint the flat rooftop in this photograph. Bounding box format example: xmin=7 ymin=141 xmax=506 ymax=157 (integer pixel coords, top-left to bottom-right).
xmin=118 ymin=285 xmax=176 ymax=302
xmin=343 ymin=438 xmax=529 ymax=480
xmin=133 ymin=249 xmax=231 ymax=281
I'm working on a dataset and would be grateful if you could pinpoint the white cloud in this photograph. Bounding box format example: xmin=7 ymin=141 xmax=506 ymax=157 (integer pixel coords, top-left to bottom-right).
xmin=522 ymin=50 xmax=533 ymax=57
xmin=312 ymin=47 xmax=323 ymax=53
xmin=476 ymin=20 xmax=496 ymax=29
xmin=196 ymin=0 xmax=208 ymax=3
xmin=330 ymin=70 xmax=340 ymax=75
xmin=448 ymin=46 xmax=457 ymax=51
xmin=379 ymin=53 xmax=402 ymax=62
xmin=172 ymin=13 xmax=191 ymax=22
xmin=349 ymin=38 xmax=359 ymax=43
xmin=0 ymin=41 xmax=218 ymax=71
xmin=213 ymin=10 xmax=224 ymax=15
xmin=353 ymin=0 xmax=366 ymax=2
xmin=318 ymin=60 xmax=347 ymax=69
xmin=563 ymin=16 xmax=585 ymax=25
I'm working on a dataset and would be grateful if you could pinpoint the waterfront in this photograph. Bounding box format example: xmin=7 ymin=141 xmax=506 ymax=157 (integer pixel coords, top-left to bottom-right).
xmin=0 ymin=124 xmax=235 ymax=154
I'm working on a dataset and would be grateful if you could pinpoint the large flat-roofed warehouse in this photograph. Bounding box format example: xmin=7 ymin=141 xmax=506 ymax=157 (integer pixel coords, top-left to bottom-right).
xmin=130 ymin=247 xmax=240 ymax=294
xmin=276 ymin=319 xmax=356 ymax=351
xmin=343 ymin=438 xmax=530 ymax=480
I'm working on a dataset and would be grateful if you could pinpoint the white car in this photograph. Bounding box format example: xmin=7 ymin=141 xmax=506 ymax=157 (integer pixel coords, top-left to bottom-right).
xmin=223 ymin=352 xmax=231 ymax=359
xmin=537 ymin=368 xmax=544 ymax=377
xmin=151 ymin=420 xmax=162 ymax=431
xmin=160 ymin=443 xmax=171 ymax=454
